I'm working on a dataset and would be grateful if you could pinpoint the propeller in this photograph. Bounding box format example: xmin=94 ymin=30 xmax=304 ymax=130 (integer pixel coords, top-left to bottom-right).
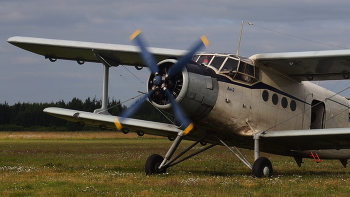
xmin=115 ymin=30 xmax=209 ymax=136
xmin=129 ymin=29 xmax=159 ymax=75
xmin=164 ymin=88 xmax=193 ymax=135
xmin=119 ymin=90 xmax=154 ymax=119
xmin=167 ymin=35 xmax=209 ymax=78
xmin=114 ymin=90 xmax=154 ymax=130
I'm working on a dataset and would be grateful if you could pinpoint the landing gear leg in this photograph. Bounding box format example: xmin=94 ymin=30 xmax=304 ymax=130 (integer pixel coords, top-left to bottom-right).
xmin=145 ymin=135 xmax=183 ymax=175
xmin=145 ymin=133 xmax=216 ymax=175
xmin=252 ymin=134 xmax=273 ymax=178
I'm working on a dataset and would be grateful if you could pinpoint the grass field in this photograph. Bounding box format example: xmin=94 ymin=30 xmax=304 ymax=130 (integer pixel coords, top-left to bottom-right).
xmin=0 ymin=132 xmax=349 ymax=196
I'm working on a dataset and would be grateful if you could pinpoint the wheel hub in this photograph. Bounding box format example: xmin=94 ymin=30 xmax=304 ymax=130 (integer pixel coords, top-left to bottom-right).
xmin=263 ymin=166 xmax=270 ymax=177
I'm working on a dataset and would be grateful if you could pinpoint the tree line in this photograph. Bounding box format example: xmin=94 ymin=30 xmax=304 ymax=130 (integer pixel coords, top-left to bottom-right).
xmin=0 ymin=97 xmax=172 ymax=131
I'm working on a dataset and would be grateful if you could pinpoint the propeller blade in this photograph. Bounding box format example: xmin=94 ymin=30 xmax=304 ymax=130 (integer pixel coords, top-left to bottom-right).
xmin=130 ymin=30 xmax=159 ymax=74
xmin=167 ymin=35 xmax=209 ymax=77
xmin=120 ymin=90 xmax=154 ymax=118
xmin=164 ymin=89 xmax=194 ymax=135
xmin=115 ymin=90 xmax=154 ymax=130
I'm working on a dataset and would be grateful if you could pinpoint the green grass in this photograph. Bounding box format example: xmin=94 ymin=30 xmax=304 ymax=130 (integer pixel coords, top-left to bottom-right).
xmin=0 ymin=132 xmax=349 ymax=196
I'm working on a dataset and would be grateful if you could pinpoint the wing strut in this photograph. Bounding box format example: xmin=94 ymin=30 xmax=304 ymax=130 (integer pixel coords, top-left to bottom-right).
xmin=93 ymin=51 xmax=113 ymax=115
xmin=213 ymin=134 xmax=252 ymax=169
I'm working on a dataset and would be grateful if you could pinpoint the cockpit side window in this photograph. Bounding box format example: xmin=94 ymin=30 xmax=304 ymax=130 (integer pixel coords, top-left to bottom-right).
xmin=238 ymin=62 xmax=254 ymax=76
xmin=234 ymin=62 xmax=258 ymax=83
xmin=192 ymin=55 xmax=200 ymax=62
xmin=210 ymin=56 xmax=226 ymax=70
xmin=221 ymin=58 xmax=239 ymax=71
xmin=197 ymin=55 xmax=213 ymax=65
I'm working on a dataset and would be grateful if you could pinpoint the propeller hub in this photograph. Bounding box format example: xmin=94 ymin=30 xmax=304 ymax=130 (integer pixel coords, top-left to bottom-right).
xmin=153 ymin=75 xmax=162 ymax=86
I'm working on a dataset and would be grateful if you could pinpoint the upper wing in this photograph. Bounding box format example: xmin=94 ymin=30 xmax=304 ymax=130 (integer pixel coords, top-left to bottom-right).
xmin=250 ymin=49 xmax=350 ymax=81
xmin=44 ymin=107 xmax=181 ymax=137
xmin=7 ymin=36 xmax=187 ymax=67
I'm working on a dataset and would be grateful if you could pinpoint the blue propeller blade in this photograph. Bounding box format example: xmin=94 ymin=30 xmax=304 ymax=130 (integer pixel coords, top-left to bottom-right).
xmin=164 ymin=89 xmax=193 ymax=135
xmin=119 ymin=90 xmax=154 ymax=119
xmin=167 ymin=36 xmax=209 ymax=77
xmin=130 ymin=30 xmax=159 ymax=74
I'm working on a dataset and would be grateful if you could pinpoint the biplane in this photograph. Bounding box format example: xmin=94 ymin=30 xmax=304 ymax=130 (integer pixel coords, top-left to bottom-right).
xmin=8 ymin=30 xmax=350 ymax=177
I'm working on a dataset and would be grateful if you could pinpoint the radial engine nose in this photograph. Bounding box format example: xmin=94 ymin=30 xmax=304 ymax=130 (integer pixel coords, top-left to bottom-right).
xmin=148 ymin=59 xmax=219 ymax=121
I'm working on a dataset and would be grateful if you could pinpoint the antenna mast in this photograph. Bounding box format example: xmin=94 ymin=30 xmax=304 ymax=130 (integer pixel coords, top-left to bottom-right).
xmin=236 ymin=21 xmax=244 ymax=56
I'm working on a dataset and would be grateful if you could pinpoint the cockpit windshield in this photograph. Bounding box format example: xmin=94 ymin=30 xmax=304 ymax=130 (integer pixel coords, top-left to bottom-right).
xmin=210 ymin=56 xmax=226 ymax=70
xmin=193 ymin=53 xmax=259 ymax=84
xmin=221 ymin=58 xmax=239 ymax=72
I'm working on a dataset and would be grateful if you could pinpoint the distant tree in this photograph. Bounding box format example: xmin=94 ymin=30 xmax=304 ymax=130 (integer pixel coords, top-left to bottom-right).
xmin=108 ymin=98 xmax=126 ymax=116
xmin=67 ymin=97 xmax=83 ymax=110
xmin=0 ymin=102 xmax=11 ymax=125
xmin=0 ymin=96 xmax=173 ymax=131
xmin=131 ymin=101 xmax=173 ymax=124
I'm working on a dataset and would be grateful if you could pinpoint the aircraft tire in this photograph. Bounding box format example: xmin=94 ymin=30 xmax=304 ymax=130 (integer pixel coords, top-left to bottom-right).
xmin=145 ymin=154 xmax=166 ymax=175
xmin=252 ymin=157 xmax=273 ymax=178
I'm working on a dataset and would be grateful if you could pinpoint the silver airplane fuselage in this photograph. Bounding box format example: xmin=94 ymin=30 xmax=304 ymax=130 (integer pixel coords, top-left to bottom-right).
xmin=154 ymin=53 xmax=350 ymax=159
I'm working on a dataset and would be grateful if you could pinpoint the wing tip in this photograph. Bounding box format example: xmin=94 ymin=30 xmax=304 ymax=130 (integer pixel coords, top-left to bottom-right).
xmin=7 ymin=36 xmax=19 ymax=44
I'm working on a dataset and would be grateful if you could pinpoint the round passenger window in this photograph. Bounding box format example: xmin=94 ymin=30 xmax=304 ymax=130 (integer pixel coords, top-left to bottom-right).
xmin=281 ymin=97 xmax=288 ymax=108
xmin=290 ymin=100 xmax=297 ymax=111
xmin=272 ymin=94 xmax=278 ymax=105
xmin=262 ymin=90 xmax=269 ymax=102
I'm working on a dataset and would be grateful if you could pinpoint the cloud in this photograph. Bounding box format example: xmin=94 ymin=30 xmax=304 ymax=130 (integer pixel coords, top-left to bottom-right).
xmin=2 ymin=0 xmax=350 ymax=105
xmin=13 ymin=56 xmax=43 ymax=65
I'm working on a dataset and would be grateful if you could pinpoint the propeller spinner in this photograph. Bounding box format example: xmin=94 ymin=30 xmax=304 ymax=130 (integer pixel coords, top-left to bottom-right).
xmin=115 ymin=30 xmax=209 ymax=136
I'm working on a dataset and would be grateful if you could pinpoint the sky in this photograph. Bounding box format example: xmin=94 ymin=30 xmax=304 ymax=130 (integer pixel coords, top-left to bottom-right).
xmin=2 ymin=0 xmax=350 ymax=105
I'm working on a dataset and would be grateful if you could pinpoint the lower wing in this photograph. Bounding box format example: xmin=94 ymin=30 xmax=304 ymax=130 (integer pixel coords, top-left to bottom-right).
xmin=44 ymin=107 xmax=181 ymax=137
xmin=259 ymin=128 xmax=350 ymax=158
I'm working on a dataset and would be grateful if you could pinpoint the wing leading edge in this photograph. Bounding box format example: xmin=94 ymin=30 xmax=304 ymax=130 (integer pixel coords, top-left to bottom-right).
xmin=8 ymin=36 xmax=187 ymax=67
xmin=250 ymin=49 xmax=350 ymax=81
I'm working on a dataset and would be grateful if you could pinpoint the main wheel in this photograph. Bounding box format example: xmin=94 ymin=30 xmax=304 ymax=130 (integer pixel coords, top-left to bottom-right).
xmin=252 ymin=157 xmax=273 ymax=178
xmin=145 ymin=154 xmax=166 ymax=175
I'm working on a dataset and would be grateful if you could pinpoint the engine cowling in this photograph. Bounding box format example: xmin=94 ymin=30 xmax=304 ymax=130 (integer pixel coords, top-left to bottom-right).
xmin=147 ymin=59 xmax=219 ymax=121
